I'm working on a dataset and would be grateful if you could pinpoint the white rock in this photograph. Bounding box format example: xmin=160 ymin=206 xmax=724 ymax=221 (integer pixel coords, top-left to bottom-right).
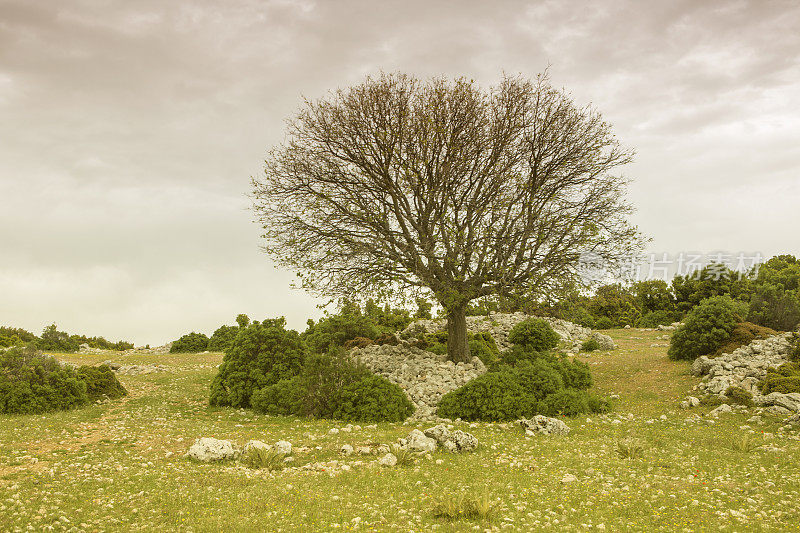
xmin=378 ymin=453 xmax=397 ymax=467
xmin=243 ymin=440 xmax=271 ymax=454
xmin=274 ymin=440 xmax=292 ymax=455
xmin=187 ymin=438 xmax=239 ymax=462
xmin=340 ymin=444 xmax=354 ymax=456
xmin=561 ymin=473 xmax=577 ymax=483
xmin=709 ymin=404 xmax=733 ymax=417
xmin=518 ymin=416 xmax=570 ymax=436
xmin=405 ymin=429 xmax=437 ymax=453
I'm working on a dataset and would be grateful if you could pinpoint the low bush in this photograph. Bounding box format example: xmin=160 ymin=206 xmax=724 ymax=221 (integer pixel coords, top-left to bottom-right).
xmin=77 ymin=365 xmax=127 ymax=401
xmin=207 ymin=325 xmax=240 ymax=353
xmin=538 ymin=389 xmax=610 ymax=417
xmin=252 ymin=351 xmax=414 ymax=422
xmin=241 ymin=446 xmax=285 ymax=471
xmin=581 ymin=339 xmax=601 ymax=352
xmin=36 ymin=324 xmax=79 ymax=353
xmin=0 ymin=326 xmax=36 ymax=348
xmin=343 ymin=337 xmax=373 ymax=350
xmin=668 ymin=296 xmax=740 ymax=361
xmin=636 ymin=310 xmax=680 ymax=328
xmin=209 ymin=318 xmax=306 ymax=408
xmin=714 ymin=322 xmax=778 ymax=356
xmin=170 ymin=332 xmax=210 ymax=353
xmin=422 ymin=331 xmax=499 ymax=365
xmin=508 ymin=319 xmax=560 ymax=352
xmin=498 ymin=345 xmax=545 ymax=367
xmin=437 ymin=371 xmax=534 ymax=422
xmin=760 ymin=363 xmax=800 ymax=394
xmin=723 ymin=386 xmax=754 ymax=407
xmin=437 ymin=355 xmax=603 ymax=421
xmin=791 ymin=335 xmax=800 ymax=362
xmin=0 ymin=347 xmax=88 ymax=414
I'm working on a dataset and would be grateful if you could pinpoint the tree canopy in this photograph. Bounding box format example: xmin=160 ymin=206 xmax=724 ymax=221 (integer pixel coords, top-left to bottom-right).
xmin=252 ymin=72 xmax=643 ymax=361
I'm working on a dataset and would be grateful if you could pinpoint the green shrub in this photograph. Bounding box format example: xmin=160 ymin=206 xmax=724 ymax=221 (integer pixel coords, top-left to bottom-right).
xmin=747 ymin=282 xmax=800 ymax=332
xmin=302 ymin=305 xmax=379 ymax=354
xmin=554 ymin=356 xmax=593 ymax=390
xmin=207 ymin=325 xmax=240 ymax=353
xmin=512 ymin=359 xmax=563 ymax=401
xmin=760 ymin=362 xmax=800 ymax=394
xmin=36 ymin=324 xmax=79 ymax=353
xmin=252 ymin=352 xmax=414 ymax=422
xmin=437 ymin=371 xmax=535 ymax=421
xmin=538 ymin=389 xmax=608 ymax=417
xmin=587 ymin=284 xmax=641 ymax=328
xmin=715 ymin=322 xmax=777 ymax=356
xmin=69 ymin=334 xmax=134 ymax=351
xmin=508 ymin=319 xmax=560 ymax=351
xmin=498 ymin=345 xmax=546 ymax=367
xmin=0 ymin=347 xmax=88 ymax=414
xmin=209 ymin=318 xmax=306 ymax=408
xmin=170 ymin=332 xmax=210 ymax=353
xmin=343 ymin=337 xmax=374 ymax=350
xmin=723 ymin=386 xmax=754 ymax=407
xmin=593 ymin=316 xmax=615 ymax=330
xmin=77 ymin=365 xmax=127 ymax=401
xmin=581 ymin=339 xmax=601 ymax=352
xmin=241 ymin=446 xmax=285 ymax=470
xmin=332 ymin=375 xmax=414 ymax=422
xmin=469 ymin=332 xmax=499 ymax=366
xmin=667 ymin=296 xmax=740 ymax=361
xmin=790 ymin=335 xmax=800 ymax=362
xmin=250 ymin=376 xmax=303 ymax=416
xmin=0 ymin=326 xmax=36 ymax=348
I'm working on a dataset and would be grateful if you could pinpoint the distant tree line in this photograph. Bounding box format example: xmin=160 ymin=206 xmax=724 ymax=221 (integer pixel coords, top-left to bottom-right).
xmin=0 ymin=324 xmax=134 ymax=353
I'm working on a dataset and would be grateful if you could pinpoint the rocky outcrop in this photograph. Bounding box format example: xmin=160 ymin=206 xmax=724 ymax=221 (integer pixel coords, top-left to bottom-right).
xmin=351 ymin=343 xmax=486 ymax=420
xmin=423 ymin=424 xmax=478 ymax=452
xmin=518 ymin=415 xmax=571 ymax=436
xmin=187 ymin=437 xmax=239 ymax=461
xmin=691 ymin=332 xmax=800 ymax=413
xmin=400 ymin=312 xmax=616 ymax=352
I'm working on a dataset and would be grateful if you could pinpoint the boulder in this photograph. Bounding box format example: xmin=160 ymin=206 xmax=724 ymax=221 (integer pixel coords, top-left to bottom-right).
xmin=423 ymin=424 xmax=451 ymax=443
xmin=518 ymin=415 xmax=570 ymax=436
xmin=708 ymin=404 xmax=732 ymax=417
xmin=378 ymin=453 xmax=397 ymax=467
xmin=759 ymin=393 xmax=800 ymax=413
xmin=274 ymin=440 xmax=292 ymax=455
xmin=340 ymin=444 xmax=354 ymax=456
xmin=589 ymin=331 xmax=616 ymax=351
xmin=187 ymin=438 xmax=239 ymax=462
xmin=405 ymin=429 xmax=437 ymax=453
xmin=450 ymin=430 xmax=478 ymax=452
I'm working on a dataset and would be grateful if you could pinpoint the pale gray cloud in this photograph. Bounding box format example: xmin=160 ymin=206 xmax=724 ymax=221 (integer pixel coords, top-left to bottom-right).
xmin=0 ymin=0 xmax=798 ymax=344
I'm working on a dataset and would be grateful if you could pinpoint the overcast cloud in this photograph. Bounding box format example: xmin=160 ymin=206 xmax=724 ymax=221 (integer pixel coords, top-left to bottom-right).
xmin=1 ymin=0 xmax=798 ymax=345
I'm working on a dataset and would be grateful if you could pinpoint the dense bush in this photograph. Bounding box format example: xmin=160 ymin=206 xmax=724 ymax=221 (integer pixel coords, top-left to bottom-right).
xmin=207 ymin=325 xmax=240 ymax=353
xmin=437 ymin=354 xmax=602 ymax=421
xmin=36 ymin=324 xmax=80 ymax=353
xmin=77 ymin=365 xmax=127 ymax=401
xmin=508 ymin=319 xmax=560 ymax=352
xmin=667 ymin=296 xmax=740 ymax=361
xmin=747 ymin=282 xmax=800 ymax=332
xmin=636 ymin=310 xmax=681 ymax=328
xmin=0 ymin=347 xmax=88 ymax=414
xmin=760 ymin=363 xmax=800 ymax=395
xmin=170 ymin=332 xmax=210 ymax=353
xmin=791 ymin=335 xmax=800 ymax=362
xmin=252 ymin=352 xmax=414 ymax=422
xmin=70 ymin=334 xmax=134 ymax=351
xmin=538 ymin=389 xmax=609 ymax=417
xmin=581 ymin=339 xmax=601 ymax=352
xmin=714 ymin=322 xmax=777 ymax=356
xmin=437 ymin=371 xmax=534 ymax=421
xmin=672 ymin=264 xmax=749 ymax=314
xmin=209 ymin=318 xmax=306 ymax=408
xmin=587 ymin=284 xmax=641 ymax=328
xmin=0 ymin=326 xmax=36 ymax=348
xmin=420 ymin=331 xmax=499 ymax=365
xmin=723 ymin=386 xmax=754 ymax=407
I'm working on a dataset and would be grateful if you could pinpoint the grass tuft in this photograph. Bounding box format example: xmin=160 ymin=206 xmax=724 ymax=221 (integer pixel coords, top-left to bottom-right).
xmin=241 ymin=447 xmax=286 ymax=470
xmin=432 ymin=492 xmax=495 ymax=521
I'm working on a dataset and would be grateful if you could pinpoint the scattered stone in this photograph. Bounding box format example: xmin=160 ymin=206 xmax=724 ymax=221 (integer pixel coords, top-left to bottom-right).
xmin=340 ymin=444 xmax=354 ymax=456
xmin=187 ymin=438 xmax=239 ymax=462
xmin=708 ymin=404 xmax=733 ymax=418
xmin=378 ymin=453 xmax=397 ymax=467
xmin=518 ymin=416 xmax=571 ymax=436
xmin=404 ymin=429 xmax=437 ymax=453
xmin=561 ymin=473 xmax=577 ymax=483
xmin=274 ymin=440 xmax=292 ymax=455
xmin=243 ymin=440 xmax=271 ymax=455
xmin=680 ymin=396 xmax=700 ymax=409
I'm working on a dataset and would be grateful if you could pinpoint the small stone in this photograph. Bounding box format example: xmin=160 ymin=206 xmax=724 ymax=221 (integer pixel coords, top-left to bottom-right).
xmin=378 ymin=453 xmax=397 ymax=467
xmin=561 ymin=473 xmax=577 ymax=483
xmin=340 ymin=444 xmax=354 ymax=456
xmin=274 ymin=440 xmax=292 ymax=455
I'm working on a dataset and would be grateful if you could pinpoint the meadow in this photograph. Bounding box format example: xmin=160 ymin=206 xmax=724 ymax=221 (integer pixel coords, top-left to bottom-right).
xmin=2 ymin=329 xmax=799 ymax=532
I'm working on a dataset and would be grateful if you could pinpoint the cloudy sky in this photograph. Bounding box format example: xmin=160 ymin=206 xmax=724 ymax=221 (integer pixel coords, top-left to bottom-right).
xmin=1 ymin=0 xmax=798 ymax=345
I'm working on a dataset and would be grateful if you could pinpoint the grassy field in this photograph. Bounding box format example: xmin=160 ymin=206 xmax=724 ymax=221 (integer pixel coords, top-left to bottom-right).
xmin=2 ymin=329 xmax=799 ymax=532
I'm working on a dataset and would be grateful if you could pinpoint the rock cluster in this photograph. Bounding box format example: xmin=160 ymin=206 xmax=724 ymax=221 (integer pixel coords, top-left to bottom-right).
xmin=187 ymin=437 xmax=240 ymax=462
xmin=690 ymin=332 xmax=800 ymax=414
xmin=397 ymin=427 xmax=479 ymax=453
xmin=401 ymin=312 xmax=616 ymax=352
xmin=518 ymin=415 xmax=571 ymax=436
xmin=351 ymin=343 xmax=486 ymax=419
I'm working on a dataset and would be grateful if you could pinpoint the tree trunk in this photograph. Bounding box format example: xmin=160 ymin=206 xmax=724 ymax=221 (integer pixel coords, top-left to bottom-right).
xmin=446 ymin=305 xmax=471 ymax=363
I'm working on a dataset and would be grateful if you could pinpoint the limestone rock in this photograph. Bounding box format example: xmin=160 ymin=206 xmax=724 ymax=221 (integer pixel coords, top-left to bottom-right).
xmin=378 ymin=453 xmax=397 ymax=467
xmin=243 ymin=440 xmax=271 ymax=455
xmin=340 ymin=444 xmax=354 ymax=456
xmin=405 ymin=429 xmax=437 ymax=453
xmin=274 ymin=440 xmax=292 ymax=455
xmin=708 ymin=404 xmax=733 ymax=417
xmin=518 ymin=415 xmax=571 ymax=436
xmin=450 ymin=430 xmax=478 ymax=452
xmin=187 ymin=438 xmax=239 ymax=462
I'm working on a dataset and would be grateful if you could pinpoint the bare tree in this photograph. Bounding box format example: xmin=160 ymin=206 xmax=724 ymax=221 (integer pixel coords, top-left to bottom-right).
xmin=252 ymin=72 xmax=643 ymax=362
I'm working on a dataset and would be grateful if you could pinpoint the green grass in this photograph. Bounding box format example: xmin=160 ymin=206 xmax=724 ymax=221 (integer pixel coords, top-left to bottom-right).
xmin=1 ymin=329 xmax=799 ymax=531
